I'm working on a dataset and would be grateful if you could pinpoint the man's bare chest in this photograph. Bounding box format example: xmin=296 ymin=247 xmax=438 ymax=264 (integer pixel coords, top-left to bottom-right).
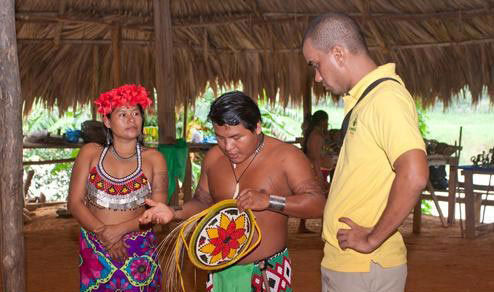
xmin=207 ymin=161 xmax=286 ymax=201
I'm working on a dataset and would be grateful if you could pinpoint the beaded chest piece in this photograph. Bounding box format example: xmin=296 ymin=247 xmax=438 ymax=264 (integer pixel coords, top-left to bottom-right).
xmin=86 ymin=144 xmax=151 ymax=211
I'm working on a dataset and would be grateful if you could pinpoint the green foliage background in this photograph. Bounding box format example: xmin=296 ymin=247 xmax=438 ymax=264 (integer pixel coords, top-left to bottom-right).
xmin=23 ymin=89 xmax=493 ymax=205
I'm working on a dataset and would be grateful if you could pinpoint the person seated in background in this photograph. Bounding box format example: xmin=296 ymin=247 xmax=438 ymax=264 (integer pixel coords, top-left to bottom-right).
xmin=299 ymin=110 xmax=336 ymax=233
xmin=303 ymin=110 xmax=337 ymax=189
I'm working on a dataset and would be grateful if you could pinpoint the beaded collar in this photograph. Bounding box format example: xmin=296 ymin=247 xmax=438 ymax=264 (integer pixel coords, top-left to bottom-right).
xmin=86 ymin=144 xmax=152 ymax=211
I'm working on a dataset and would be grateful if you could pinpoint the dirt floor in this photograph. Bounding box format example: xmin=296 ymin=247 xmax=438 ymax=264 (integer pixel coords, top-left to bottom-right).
xmin=1 ymin=205 xmax=494 ymax=292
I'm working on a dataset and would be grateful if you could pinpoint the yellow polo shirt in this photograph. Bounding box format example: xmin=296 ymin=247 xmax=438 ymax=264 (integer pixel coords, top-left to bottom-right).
xmin=321 ymin=63 xmax=426 ymax=272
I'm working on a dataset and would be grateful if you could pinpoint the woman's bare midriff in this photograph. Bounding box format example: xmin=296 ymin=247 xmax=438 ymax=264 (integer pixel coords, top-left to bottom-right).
xmin=88 ymin=205 xmax=145 ymax=226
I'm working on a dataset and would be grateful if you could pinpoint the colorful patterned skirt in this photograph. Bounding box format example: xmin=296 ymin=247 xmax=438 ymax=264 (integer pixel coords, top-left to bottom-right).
xmin=79 ymin=228 xmax=162 ymax=292
xmin=207 ymin=248 xmax=292 ymax=292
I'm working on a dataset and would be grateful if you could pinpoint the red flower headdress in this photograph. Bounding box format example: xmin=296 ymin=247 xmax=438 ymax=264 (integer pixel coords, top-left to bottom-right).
xmin=94 ymin=84 xmax=153 ymax=115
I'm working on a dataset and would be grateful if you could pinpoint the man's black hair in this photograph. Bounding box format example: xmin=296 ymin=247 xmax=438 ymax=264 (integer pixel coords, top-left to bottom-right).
xmin=303 ymin=12 xmax=368 ymax=54
xmin=208 ymin=91 xmax=261 ymax=132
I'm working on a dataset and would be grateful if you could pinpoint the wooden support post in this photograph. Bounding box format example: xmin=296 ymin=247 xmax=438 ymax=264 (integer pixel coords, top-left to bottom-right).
xmin=303 ymin=72 xmax=312 ymax=124
xmin=91 ymin=46 xmax=99 ymax=120
xmin=183 ymin=97 xmax=188 ymax=139
xmin=0 ymin=0 xmax=27 ymax=290
xmin=53 ymin=0 xmax=66 ymax=48
xmin=91 ymin=102 xmax=97 ymax=120
xmin=154 ymin=0 xmax=176 ymax=144
xmin=181 ymin=98 xmax=190 ymax=201
xmin=425 ymin=181 xmax=448 ymax=227
xmin=23 ymin=170 xmax=35 ymax=199
xmin=111 ymin=25 xmax=122 ymax=87
xmin=183 ymin=154 xmax=193 ymax=202
xmin=464 ymin=170 xmax=476 ymax=238
xmin=447 ymin=157 xmax=459 ymax=224
xmin=413 ymin=198 xmax=422 ymax=234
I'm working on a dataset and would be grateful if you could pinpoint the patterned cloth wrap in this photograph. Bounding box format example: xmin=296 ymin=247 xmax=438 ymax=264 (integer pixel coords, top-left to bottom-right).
xmin=207 ymin=248 xmax=292 ymax=292
xmin=79 ymin=228 xmax=162 ymax=292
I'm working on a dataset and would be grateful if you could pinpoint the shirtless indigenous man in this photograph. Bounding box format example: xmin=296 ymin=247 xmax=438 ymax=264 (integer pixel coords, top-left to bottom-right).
xmin=140 ymin=91 xmax=326 ymax=291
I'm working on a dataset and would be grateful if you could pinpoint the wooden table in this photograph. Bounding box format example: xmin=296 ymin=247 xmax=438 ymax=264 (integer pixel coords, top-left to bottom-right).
xmin=413 ymin=155 xmax=458 ymax=234
xmin=427 ymin=155 xmax=460 ymax=224
xmin=460 ymin=166 xmax=494 ymax=238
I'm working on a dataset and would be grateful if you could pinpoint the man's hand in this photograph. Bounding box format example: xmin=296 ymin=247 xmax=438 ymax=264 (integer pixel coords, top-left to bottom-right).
xmin=336 ymin=217 xmax=378 ymax=254
xmin=236 ymin=188 xmax=270 ymax=212
xmin=95 ymin=224 xmax=125 ymax=250
xmin=139 ymin=198 xmax=175 ymax=225
xmin=108 ymin=239 xmax=129 ymax=262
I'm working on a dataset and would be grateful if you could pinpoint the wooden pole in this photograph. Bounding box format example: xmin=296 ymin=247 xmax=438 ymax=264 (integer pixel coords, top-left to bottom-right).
xmin=111 ymin=25 xmax=122 ymax=87
xmin=303 ymin=72 xmax=312 ymax=126
xmin=182 ymin=97 xmax=192 ymax=202
xmin=91 ymin=46 xmax=99 ymax=120
xmin=182 ymin=97 xmax=188 ymax=139
xmin=23 ymin=170 xmax=35 ymax=199
xmin=23 ymin=158 xmax=75 ymax=166
xmin=154 ymin=0 xmax=176 ymax=144
xmin=0 ymin=0 xmax=26 ymax=290
xmin=53 ymin=0 xmax=66 ymax=48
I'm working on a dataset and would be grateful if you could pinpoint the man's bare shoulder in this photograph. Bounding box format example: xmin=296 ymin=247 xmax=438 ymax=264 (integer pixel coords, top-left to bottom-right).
xmin=265 ymin=136 xmax=305 ymax=159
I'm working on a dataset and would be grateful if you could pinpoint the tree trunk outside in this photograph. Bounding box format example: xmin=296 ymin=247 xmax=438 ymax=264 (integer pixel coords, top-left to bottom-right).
xmin=303 ymin=72 xmax=313 ymax=123
xmin=0 ymin=0 xmax=27 ymax=291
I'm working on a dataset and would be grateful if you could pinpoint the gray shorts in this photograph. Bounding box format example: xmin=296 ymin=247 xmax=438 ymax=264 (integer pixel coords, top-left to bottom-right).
xmin=321 ymin=262 xmax=407 ymax=292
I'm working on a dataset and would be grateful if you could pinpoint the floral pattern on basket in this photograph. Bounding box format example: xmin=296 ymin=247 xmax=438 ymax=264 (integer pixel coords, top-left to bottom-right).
xmin=195 ymin=208 xmax=251 ymax=266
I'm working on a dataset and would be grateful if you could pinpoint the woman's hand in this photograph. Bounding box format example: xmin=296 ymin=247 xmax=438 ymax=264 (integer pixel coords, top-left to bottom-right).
xmin=108 ymin=239 xmax=129 ymax=262
xmin=95 ymin=224 xmax=125 ymax=250
xmin=139 ymin=198 xmax=175 ymax=225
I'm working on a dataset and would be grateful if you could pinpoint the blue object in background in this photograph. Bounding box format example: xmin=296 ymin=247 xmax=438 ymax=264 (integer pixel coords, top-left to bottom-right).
xmin=65 ymin=129 xmax=82 ymax=143
xmin=203 ymin=135 xmax=217 ymax=143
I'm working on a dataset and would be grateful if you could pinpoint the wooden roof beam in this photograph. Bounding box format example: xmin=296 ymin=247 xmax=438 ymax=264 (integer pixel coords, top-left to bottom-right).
xmin=16 ymin=7 xmax=494 ymax=31
xmin=264 ymin=8 xmax=494 ymax=21
xmin=15 ymin=12 xmax=153 ymax=31
xmin=53 ymin=0 xmax=66 ymax=47
xmin=17 ymin=36 xmax=494 ymax=51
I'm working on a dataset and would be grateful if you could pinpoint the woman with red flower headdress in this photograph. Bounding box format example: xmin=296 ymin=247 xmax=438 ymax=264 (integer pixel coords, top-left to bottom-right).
xmin=68 ymin=84 xmax=166 ymax=291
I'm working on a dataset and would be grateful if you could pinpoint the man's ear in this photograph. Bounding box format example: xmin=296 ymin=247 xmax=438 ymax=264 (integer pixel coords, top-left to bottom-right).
xmin=255 ymin=122 xmax=262 ymax=135
xmin=103 ymin=115 xmax=111 ymax=129
xmin=330 ymin=45 xmax=346 ymax=67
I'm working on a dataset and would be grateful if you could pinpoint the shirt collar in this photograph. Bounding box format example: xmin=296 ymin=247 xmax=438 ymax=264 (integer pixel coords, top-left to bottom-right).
xmin=343 ymin=63 xmax=399 ymax=112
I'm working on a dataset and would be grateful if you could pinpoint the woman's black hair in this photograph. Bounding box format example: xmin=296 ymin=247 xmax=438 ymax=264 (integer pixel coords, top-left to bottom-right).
xmin=302 ymin=110 xmax=328 ymax=153
xmin=208 ymin=91 xmax=261 ymax=132
xmin=104 ymin=104 xmax=145 ymax=146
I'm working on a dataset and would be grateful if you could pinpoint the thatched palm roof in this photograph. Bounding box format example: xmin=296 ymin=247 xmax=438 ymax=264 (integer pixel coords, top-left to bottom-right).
xmin=15 ymin=0 xmax=494 ymax=114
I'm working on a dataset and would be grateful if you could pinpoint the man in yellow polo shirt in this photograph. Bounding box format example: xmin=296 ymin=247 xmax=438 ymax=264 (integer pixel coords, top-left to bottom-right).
xmin=302 ymin=12 xmax=429 ymax=292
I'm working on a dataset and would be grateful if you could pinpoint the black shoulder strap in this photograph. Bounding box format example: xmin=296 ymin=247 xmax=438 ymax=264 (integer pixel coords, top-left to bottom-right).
xmin=339 ymin=77 xmax=399 ymax=145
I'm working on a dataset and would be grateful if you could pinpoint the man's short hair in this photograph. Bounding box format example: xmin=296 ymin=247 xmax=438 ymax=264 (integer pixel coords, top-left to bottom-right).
xmin=208 ymin=91 xmax=261 ymax=132
xmin=303 ymin=12 xmax=368 ymax=54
